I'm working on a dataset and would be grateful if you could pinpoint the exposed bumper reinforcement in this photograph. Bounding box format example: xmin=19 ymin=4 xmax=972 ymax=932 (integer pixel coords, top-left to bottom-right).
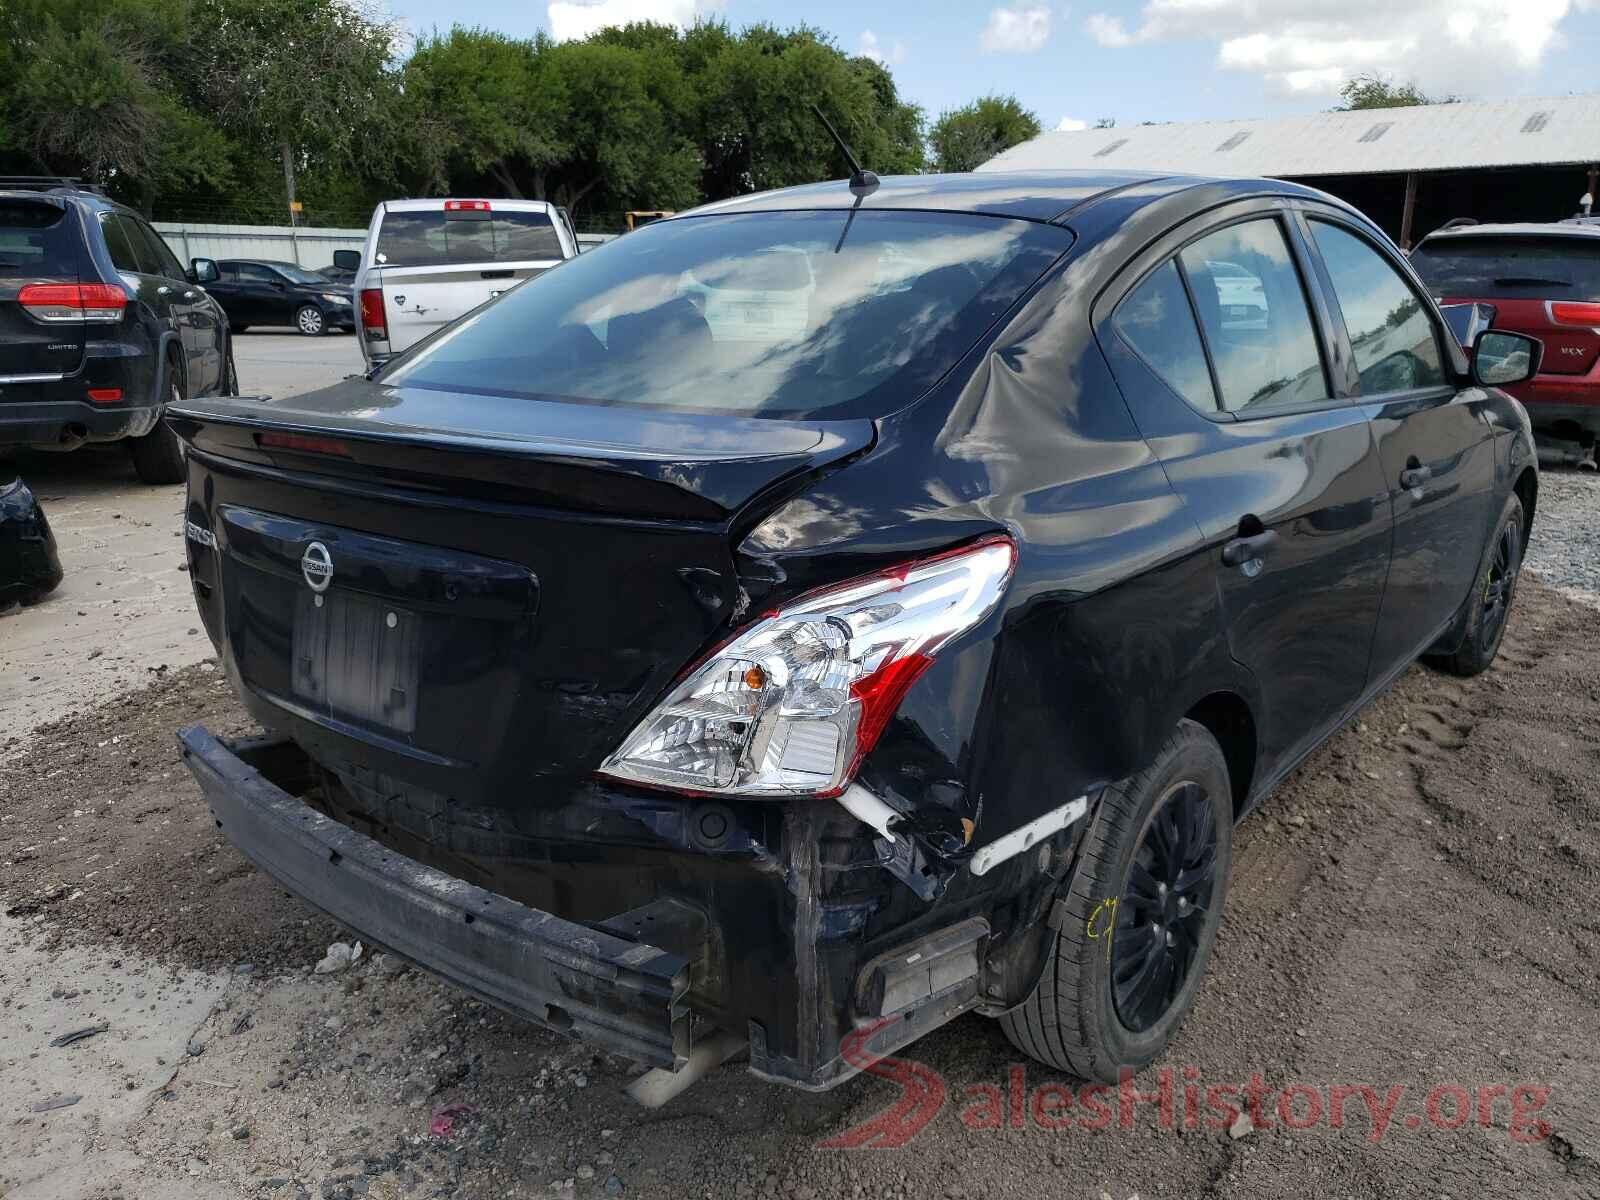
xmin=177 ymin=725 xmax=693 ymax=1069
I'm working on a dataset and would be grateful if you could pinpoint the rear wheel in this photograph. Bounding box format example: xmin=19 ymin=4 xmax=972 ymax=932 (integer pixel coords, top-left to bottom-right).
xmin=1429 ymin=493 xmax=1524 ymax=677
xmin=1000 ymin=720 xmax=1232 ymax=1083
xmin=129 ymin=367 xmax=187 ymax=485
xmin=295 ymin=305 xmax=325 ymax=336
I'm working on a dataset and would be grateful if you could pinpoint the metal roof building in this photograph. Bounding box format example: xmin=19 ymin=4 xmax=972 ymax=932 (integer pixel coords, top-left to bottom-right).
xmin=981 ymin=95 xmax=1600 ymax=247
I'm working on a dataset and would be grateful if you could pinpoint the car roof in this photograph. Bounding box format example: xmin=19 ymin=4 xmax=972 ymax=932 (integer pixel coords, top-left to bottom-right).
xmin=220 ymin=258 xmax=309 ymax=268
xmin=0 ymin=186 xmax=130 ymax=216
xmin=1418 ymin=222 xmax=1600 ymax=244
xmin=677 ymin=170 xmax=1333 ymax=225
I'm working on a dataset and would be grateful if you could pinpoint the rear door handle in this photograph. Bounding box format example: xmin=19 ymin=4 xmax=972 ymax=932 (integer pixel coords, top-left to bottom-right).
xmin=1400 ymin=465 xmax=1432 ymax=489
xmin=1221 ymin=529 xmax=1279 ymax=568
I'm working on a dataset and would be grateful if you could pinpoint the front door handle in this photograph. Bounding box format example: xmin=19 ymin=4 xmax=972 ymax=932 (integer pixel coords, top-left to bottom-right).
xmin=1221 ymin=529 xmax=1279 ymax=568
xmin=1400 ymin=465 xmax=1432 ymax=489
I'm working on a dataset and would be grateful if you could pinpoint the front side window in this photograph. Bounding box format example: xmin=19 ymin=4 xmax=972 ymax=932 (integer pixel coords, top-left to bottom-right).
xmin=1113 ymin=259 xmax=1218 ymax=413
xmin=381 ymin=210 xmax=1069 ymax=420
xmin=1311 ymin=221 xmax=1444 ymax=395
xmin=131 ymin=219 xmax=185 ymax=279
xmin=1179 ymin=219 xmax=1328 ymax=413
xmin=100 ymin=214 xmax=144 ymax=275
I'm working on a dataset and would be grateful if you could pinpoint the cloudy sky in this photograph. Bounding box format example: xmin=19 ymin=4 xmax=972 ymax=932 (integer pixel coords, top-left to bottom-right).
xmin=389 ymin=0 xmax=1599 ymax=129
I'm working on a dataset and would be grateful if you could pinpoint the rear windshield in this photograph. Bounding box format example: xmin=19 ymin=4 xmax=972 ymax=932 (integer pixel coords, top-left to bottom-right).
xmin=1411 ymin=235 xmax=1600 ymax=300
xmin=0 ymin=201 xmax=78 ymax=278
xmin=380 ymin=210 xmax=1068 ymax=420
xmin=375 ymin=209 xmax=563 ymax=267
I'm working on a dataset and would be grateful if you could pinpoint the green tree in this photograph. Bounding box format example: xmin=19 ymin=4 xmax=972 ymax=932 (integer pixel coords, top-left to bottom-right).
xmin=928 ymin=94 xmax=1040 ymax=173
xmin=399 ymin=28 xmax=567 ymax=199
xmin=691 ymin=24 xmax=922 ymax=197
xmin=1336 ymin=73 xmax=1453 ymax=110
xmin=180 ymin=0 xmax=404 ymax=221
xmin=0 ymin=0 xmax=231 ymax=210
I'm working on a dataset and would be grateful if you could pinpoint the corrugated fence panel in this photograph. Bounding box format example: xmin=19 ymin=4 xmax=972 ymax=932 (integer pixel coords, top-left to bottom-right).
xmin=153 ymin=223 xmax=366 ymax=269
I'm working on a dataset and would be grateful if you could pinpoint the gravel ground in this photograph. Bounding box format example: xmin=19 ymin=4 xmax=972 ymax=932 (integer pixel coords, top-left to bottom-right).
xmin=2 ymin=578 xmax=1598 ymax=1199
xmin=1525 ymin=468 xmax=1600 ymax=607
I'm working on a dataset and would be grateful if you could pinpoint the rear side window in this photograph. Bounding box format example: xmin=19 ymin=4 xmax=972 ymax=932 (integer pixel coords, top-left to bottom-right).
xmin=1310 ymin=221 xmax=1444 ymax=395
xmin=381 ymin=209 xmax=1068 ymax=420
xmin=1411 ymin=235 xmax=1600 ymax=301
xmin=1179 ymin=220 xmax=1328 ymax=414
xmin=0 ymin=201 xmax=79 ymax=278
xmin=1113 ymin=260 xmax=1218 ymax=413
xmin=375 ymin=210 xmax=564 ymax=267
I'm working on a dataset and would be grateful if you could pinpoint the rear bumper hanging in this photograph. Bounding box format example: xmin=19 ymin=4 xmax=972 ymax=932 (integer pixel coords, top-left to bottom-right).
xmin=177 ymin=725 xmax=694 ymax=1069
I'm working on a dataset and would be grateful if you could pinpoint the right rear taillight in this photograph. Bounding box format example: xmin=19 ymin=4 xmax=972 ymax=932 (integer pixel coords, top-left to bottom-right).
xmin=359 ymin=288 xmax=387 ymax=340
xmin=18 ymin=282 xmax=126 ymax=324
xmin=1547 ymin=301 xmax=1600 ymax=329
xmin=598 ymin=538 xmax=1016 ymax=798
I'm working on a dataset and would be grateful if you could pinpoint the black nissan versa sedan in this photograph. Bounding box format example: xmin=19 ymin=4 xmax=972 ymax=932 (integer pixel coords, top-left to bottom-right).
xmin=168 ymin=171 xmax=1540 ymax=1092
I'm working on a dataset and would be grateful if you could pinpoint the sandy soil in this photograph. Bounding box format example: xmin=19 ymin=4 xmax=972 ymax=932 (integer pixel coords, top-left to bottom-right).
xmin=2 ymin=578 xmax=1597 ymax=1200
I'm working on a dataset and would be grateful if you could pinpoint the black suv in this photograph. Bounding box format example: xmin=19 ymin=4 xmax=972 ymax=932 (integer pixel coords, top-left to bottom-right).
xmin=202 ymin=259 xmax=355 ymax=337
xmin=0 ymin=178 xmax=235 ymax=484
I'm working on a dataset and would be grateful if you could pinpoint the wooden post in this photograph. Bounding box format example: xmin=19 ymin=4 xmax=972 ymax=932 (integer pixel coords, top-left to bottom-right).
xmin=1399 ymin=172 xmax=1418 ymax=250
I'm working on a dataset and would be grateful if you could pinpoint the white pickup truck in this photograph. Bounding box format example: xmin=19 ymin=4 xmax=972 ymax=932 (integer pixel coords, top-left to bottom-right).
xmin=349 ymin=198 xmax=578 ymax=368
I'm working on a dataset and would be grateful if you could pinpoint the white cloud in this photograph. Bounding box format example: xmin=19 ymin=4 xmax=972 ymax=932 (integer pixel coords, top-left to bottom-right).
xmin=980 ymin=4 xmax=1054 ymax=53
xmin=858 ymin=29 xmax=908 ymax=65
xmin=1056 ymin=115 xmax=1090 ymax=130
xmin=1081 ymin=0 xmax=1589 ymax=95
xmin=547 ymin=0 xmax=698 ymax=41
xmin=1084 ymin=13 xmax=1134 ymax=46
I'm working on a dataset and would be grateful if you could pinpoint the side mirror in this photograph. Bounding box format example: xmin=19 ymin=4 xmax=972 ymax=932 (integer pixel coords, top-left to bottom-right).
xmin=191 ymin=257 xmax=219 ymax=284
xmin=1472 ymin=330 xmax=1542 ymax=387
xmin=332 ymin=249 xmax=360 ymax=271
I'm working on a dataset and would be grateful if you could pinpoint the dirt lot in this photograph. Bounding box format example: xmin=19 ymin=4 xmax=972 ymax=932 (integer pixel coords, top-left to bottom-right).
xmin=3 ymin=569 xmax=1598 ymax=1200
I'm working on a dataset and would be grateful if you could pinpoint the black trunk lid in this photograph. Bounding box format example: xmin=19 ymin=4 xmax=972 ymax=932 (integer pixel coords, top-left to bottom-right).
xmin=169 ymin=381 xmax=872 ymax=807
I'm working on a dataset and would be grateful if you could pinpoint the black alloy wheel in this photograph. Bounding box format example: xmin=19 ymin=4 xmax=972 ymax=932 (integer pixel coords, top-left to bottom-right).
xmin=1480 ymin=519 xmax=1518 ymax=647
xmin=1111 ymin=780 xmax=1219 ymax=1033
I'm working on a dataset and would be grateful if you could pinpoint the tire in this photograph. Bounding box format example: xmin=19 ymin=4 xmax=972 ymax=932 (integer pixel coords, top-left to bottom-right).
xmin=1428 ymin=493 xmax=1525 ymax=677
xmin=1000 ymin=720 xmax=1233 ymax=1083
xmin=295 ymin=305 xmax=326 ymax=336
xmin=129 ymin=366 xmax=187 ymax=485
xmin=231 ymin=324 xmax=249 ymax=334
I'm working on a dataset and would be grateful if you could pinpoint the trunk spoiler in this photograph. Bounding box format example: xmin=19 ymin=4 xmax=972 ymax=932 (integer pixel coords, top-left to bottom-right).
xmin=168 ymin=386 xmax=875 ymax=523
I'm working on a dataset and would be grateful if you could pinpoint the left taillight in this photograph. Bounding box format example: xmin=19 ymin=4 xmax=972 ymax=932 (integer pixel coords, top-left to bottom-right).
xmin=18 ymin=282 xmax=127 ymax=324
xmin=598 ymin=537 xmax=1017 ymax=799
